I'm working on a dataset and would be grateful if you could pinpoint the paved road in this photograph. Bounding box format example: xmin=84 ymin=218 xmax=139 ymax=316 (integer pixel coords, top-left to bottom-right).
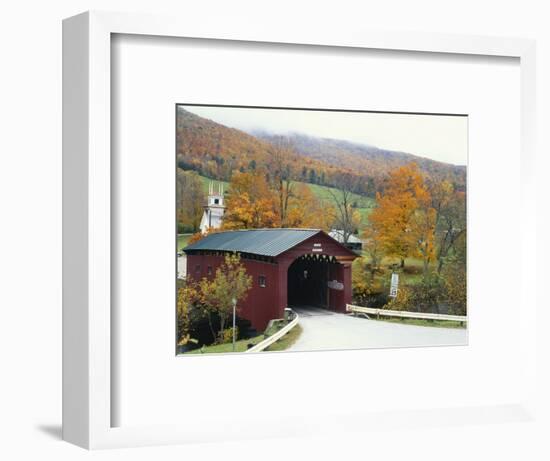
xmin=288 ymin=306 xmax=468 ymax=352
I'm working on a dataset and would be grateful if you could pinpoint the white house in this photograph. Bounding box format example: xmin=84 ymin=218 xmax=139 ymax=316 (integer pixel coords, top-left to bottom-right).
xmin=328 ymin=229 xmax=363 ymax=251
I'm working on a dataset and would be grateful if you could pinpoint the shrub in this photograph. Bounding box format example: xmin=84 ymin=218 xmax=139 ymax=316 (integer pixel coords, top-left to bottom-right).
xmin=352 ymin=257 xmax=384 ymax=305
xmin=176 ymin=281 xmax=200 ymax=346
xmin=385 ymin=268 xmax=466 ymax=315
xmin=178 ymin=222 xmax=195 ymax=234
xmin=385 ymin=285 xmax=413 ymax=311
xmin=219 ymin=326 xmax=239 ymax=344
xmin=442 ymin=263 xmax=467 ymax=315
xmin=386 ymin=272 xmax=445 ymax=313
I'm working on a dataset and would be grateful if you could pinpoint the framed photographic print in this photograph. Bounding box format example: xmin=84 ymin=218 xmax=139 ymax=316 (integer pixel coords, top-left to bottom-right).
xmin=175 ymin=104 xmax=468 ymax=355
xmin=63 ymin=11 xmax=537 ymax=449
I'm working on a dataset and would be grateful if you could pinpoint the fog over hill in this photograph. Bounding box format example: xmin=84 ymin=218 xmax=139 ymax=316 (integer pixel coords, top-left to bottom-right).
xmin=253 ymin=131 xmax=466 ymax=182
xmin=176 ymin=107 xmax=466 ymax=197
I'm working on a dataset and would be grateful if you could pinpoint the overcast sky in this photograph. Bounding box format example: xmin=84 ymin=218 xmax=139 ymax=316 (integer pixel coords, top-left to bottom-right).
xmin=182 ymin=105 xmax=468 ymax=166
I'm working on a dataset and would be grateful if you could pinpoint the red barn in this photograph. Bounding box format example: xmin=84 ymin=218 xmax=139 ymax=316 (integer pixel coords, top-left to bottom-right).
xmin=183 ymin=229 xmax=359 ymax=331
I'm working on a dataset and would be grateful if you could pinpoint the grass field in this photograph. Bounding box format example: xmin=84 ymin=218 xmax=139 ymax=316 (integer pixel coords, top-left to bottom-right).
xmin=307 ymin=182 xmax=375 ymax=208
xmin=184 ymin=322 xmax=303 ymax=354
xmin=307 ymin=182 xmax=375 ymax=225
xmin=264 ymin=324 xmax=303 ymax=351
xmin=185 ymin=334 xmax=265 ymax=354
xmin=198 ymin=175 xmax=229 ymax=195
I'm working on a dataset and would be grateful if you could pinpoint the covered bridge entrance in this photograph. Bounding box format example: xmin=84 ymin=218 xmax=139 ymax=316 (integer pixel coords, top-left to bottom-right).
xmin=184 ymin=229 xmax=359 ymax=331
xmin=287 ymin=254 xmax=351 ymax=310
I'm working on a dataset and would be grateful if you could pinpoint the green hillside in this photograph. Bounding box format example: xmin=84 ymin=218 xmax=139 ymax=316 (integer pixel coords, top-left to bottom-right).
xmin=198 ymin=175 xmax=229 ymax=195
xmin=307 ymin=182 xmax=375 ymax=223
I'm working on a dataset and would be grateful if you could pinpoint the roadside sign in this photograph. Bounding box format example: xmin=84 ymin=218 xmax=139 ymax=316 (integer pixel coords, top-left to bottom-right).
xmin=389 ymin=273 xmax=399 ymax=298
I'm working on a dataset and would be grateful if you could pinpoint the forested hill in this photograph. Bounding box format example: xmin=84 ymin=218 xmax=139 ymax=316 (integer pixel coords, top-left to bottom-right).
xmin=177 ymin=107 xmax=346 ymax=189
xmin=177 ymin=107 xmax=466 ymax=196
xmin=255 ymin=132 xmax=466 ymax=189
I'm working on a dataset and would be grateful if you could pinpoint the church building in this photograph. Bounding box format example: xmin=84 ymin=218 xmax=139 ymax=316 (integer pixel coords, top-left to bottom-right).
xmin=199 ymin=182 xmax=225 ymax=233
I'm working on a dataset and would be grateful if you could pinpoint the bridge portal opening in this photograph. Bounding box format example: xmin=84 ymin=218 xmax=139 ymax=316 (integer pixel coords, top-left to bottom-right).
xmin=287 ymin=254 xmax=343 ymax=309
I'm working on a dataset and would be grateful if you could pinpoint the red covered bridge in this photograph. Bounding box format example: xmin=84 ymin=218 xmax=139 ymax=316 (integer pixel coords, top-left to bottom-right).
xmin=183 ymin=229 xmax=359 ymax=331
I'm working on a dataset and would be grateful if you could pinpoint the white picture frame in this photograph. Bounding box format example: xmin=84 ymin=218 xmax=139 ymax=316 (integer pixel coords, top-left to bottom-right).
xmin=62 ymin=10 xmax=537 ymax=449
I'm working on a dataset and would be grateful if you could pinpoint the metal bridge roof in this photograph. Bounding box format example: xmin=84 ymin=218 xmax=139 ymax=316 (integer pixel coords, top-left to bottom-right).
xmin=183 ymin=229 xmax=322 ymax=257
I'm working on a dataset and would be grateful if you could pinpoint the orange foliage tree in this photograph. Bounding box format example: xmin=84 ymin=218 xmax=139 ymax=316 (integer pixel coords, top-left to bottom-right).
xmin=412 ymin=206 xmax=437 ymax=275
xmin=222 ymin=171 xmax=278 ymax=229
xmin=187 ymin=226 xmax=220 ymax=245
xmin=369 ymin=163 xmax=435 ymax=270
xmin=223 ymin=173 xmax=335 ymax=231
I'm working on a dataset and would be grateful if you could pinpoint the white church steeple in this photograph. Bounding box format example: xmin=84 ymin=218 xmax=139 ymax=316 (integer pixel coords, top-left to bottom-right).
xmin=200 ymin=182 xmax=226 ymax=233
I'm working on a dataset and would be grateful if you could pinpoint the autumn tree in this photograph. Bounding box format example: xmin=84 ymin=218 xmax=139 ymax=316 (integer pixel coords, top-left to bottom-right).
xmin=222 ymin=171 xmax=278 ymax=229
xmin=413 ymin=205 xmax=437 ymax=276
xmin=267 ymin=136 xmax=297 ymax=227
xmin=352 ymin=257 xmax=380 ymax=305
xmin=442 ymin=254 xmax=467 ymax=315
xmin=361 ymin=224 xmax=383 ymax=276
xmin=198 ymin=253 xmax=252 ymax=342
xmin=176 ymin=281 xmax=200 ymax=346
xmin=220 ymin=170 xmax=337 ymax=231
xmin=327 ymin=174 xmax=361 ymax=243
xmin=187 ymin=226 xmax=220 ymax=246
xmin=428 ymin=179 xmax=466 ymax=274
xmin=176 ymin=169 xmax=206 ymax=233
xmin=369 ymin=163 xmax=433 ymax=268
xmin=285 ymin=183 xmax=336 ymax=230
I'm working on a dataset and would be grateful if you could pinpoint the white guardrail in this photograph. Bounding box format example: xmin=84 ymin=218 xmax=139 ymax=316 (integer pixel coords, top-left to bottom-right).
xmin=245 ymin=310 xmax=300 ymax=353
xmin=346 ymin=304 xmax=467 ymax=324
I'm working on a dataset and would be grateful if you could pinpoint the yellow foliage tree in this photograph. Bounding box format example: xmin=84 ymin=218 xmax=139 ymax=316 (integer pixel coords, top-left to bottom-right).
xmin=285 ymin=183 xmax=336 ymax=230
xmin=198 ymin=253 xmax=252 ymax=342
xmin=369 ymin=163 xmax=434 ymax=268
xmin=413 ymin=206 xmax=437 ymax=275
xmin=177 ymin=282 xmax=199 ymax=346
xmin=222 ymin=171 xmax=278 ymax=229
